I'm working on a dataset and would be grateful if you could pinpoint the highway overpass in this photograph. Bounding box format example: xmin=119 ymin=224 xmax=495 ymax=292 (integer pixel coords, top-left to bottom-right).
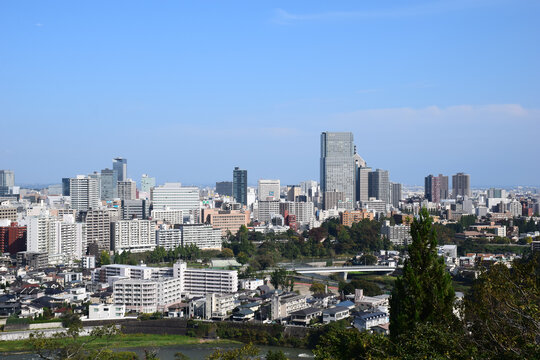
xmin=286 ymin=265 xmax=397 ymax=279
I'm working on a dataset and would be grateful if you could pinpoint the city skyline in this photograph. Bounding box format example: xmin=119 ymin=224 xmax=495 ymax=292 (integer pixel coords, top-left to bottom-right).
xmin=1 ymin=1 xmax=539 ymax=186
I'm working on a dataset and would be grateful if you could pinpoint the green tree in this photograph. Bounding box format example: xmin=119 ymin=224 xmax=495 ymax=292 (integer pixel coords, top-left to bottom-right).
xmin=99 ymin=250 xmax=111 ymax=266
xmin=313 ymin=326 xmax=391 ymax=360
xmin=309 ymin=282 xmax=326 ymax=294
xmin=206 ymin=343 xmax=259 ymax=360
xmin=60 ymin=312 xmax=82 ymax=329
xmin=175 ymin=352 xmax=190 ymax=360
xmin=28 ymin=324 xmax=125 ymax=360
xmin=270 ymin=268 xmax=287 ymax=290
xmin=464 ymin=254 xmax=540 ymax=359
xmin=266 ymin=349 xmax=289 ymax=360
xmin=220 ymin=248 xmax=234 ymax=258
xmin=357 ymin=254 xmax=377 ymax=265
xmin=389 ymin=208 xmax=455 ymax=339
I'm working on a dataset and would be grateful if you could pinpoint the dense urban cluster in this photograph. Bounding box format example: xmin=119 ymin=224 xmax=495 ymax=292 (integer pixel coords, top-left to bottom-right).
xmin=0 ymin=132 xmax=538 ymax=359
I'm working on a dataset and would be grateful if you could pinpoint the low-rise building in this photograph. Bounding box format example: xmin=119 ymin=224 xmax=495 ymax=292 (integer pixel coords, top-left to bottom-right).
xmin=88 ymin=303 xmax=126 ymax=320
xmin=290 ymin=307 xmax=322 ymax=326
xmin=353 ymin=312 xmax=389 ymax=332
xmin=205 ymin=293 xmax=236 ymax=320
xmin=322 ymin=306 xmax=350 ymax=323
xmin=201 ymin=208 xmax=250 ymax=236
xmin=341 ymin=210 xmax=374 ymax=227
xmin=239 ymin=278 xmax=264 ymax=290
xmin=270 ymin=292 xmax=309 ymax=320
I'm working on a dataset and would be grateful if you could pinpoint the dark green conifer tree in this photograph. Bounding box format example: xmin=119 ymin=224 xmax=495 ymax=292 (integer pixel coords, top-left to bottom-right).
xmin=389 ymin=208 xmax=455 ymax=339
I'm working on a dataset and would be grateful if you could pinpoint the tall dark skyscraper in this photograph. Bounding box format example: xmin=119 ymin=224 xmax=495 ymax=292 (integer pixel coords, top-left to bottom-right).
xmin=452 ymin=172 xmax=471 ymax=198
xmin=425 ymin=174 xmax=449 ymax=203
xmin=113 ymin=157 xmax=127 ymax=182
xmin=62 ymin=178 xmax=70 ymax=196
xmin=320 ymin=132 xmax=355 ymax=208
xmin=233 ymin=167 xmax=247 ymax=206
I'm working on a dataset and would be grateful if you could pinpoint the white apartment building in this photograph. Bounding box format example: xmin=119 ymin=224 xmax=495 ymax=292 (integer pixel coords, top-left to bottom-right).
xmin=95 ymin=262 xmax=237 ymax=295
xmin=173 ymin=261 xmax=238 ymax=295
xmin=205 ymin=293 xmax=236 ymax=320
xmin=82 ymin=255 xmax=96 ymax=269
xmin=380 ymin=220 xmax=412 ymax=246
xmin=70 ymin=175 xmax=100 ymax=211
xmin=112 ymin=219 xmax=157 ymax=253
xmin=258 ymin=179 xmax=280 ymax=201
xmin=106 ymin=261 xmax=237 ymax=312
xmin=151 ymin=183 xmax=200 ymax=213
xmin=238 ymin=278 xmax=264 ymax=290
xmin=92 ymin=263 xmax=172 ymax=283
xmin=270 ymin=293 xmax=309 ymax=320
xmin=156 ymin=228 xmax=182 ymax=250
xmin=113 ymin=277 xmax=182 ymax=313
xmin=256 ymin=201 xmax=280 ymax=224
xmin=88 ymin=304 xmax=126 ymax=320
xmin=27 ymin=216 xmax=86 ymax=264
xmin=178 ymin=224 xmax=222 ymax=250
xmin=280 ymin=201 xmax=315 ymax=225
xmin=151 ymin=208 xmax=183 ymax=225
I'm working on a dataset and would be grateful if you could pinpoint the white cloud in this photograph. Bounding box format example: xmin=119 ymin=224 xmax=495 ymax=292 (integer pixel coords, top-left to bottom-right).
xmin=332 ymin=104 xmax=538 ymax=126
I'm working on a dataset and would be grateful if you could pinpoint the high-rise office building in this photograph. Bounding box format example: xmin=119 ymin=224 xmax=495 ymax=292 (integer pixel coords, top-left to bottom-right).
xmin=70 ymin=175 xmax=100 ymax=211
xmin=390 ymin=182 xmax=402 ymax=208
xmin=0 ymin=170 xmax=15 ymax=195
xmin=101 ymin=168 xmax=118 ymax=200
xmin=425 ymin=174 xmax=449 ymax=203
xmin=62 ymin=178 xmax=71 ymax=196
xmin=122 ymin=199 xmax=149 ymax=220
xmin=320 ymin=132 xmax=355 ymax=208
xmin=425 ymin=174 xmax=440 ymax=203
xmin=88 ymin=172 xmax=102 ymax=200
xmin=113 ymin=157 xmax=127 ymax=182
xmin=357 ymin=167 xmax=372 ymax=203
xmin=258 ymin=179 xmax=280 ymax=201
xmin=452 ymin=173 xmax=471 ymax=198
xmin=141 ymin=174 xmax=156 ymax=193
xmin=233 ymin=167 xmax=247 ymax=206
xmin=487 ymin=188 xmax=503 ymax=198
xmin=118 ymin=179 xmax=137 ymax=201
xmin=300 ymin=180 xmax=318 ymax=200
xmin=353 ymin=152 xmax=369 ymax=203
xmin=151 ymin=183 xmax=200 ymax=213
xmin=215 ymin=181 xmax=233 ymax=197
xmin=439 ymin=174 xmax=449 ymax=200
xmin=368 ymin=169 xmax=390 ymax=204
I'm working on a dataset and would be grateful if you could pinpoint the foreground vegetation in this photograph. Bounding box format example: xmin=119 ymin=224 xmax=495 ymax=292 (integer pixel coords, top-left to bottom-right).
xmin=0 ymin=332 xmax=228 ymax=354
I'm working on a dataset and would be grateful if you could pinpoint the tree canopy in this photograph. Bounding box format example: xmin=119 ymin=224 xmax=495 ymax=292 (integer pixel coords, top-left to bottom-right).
xmin=389 ymin=207 xmax=455 ymax=339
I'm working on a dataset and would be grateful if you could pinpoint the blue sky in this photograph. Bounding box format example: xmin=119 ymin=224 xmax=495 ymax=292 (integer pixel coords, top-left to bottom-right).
xmin=1 ymin=1 xmax=539 ymax=187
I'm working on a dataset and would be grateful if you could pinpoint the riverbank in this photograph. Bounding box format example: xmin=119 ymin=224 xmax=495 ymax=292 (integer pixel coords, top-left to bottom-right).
xmin=0 ymin=333 xmax=237 ymax=354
